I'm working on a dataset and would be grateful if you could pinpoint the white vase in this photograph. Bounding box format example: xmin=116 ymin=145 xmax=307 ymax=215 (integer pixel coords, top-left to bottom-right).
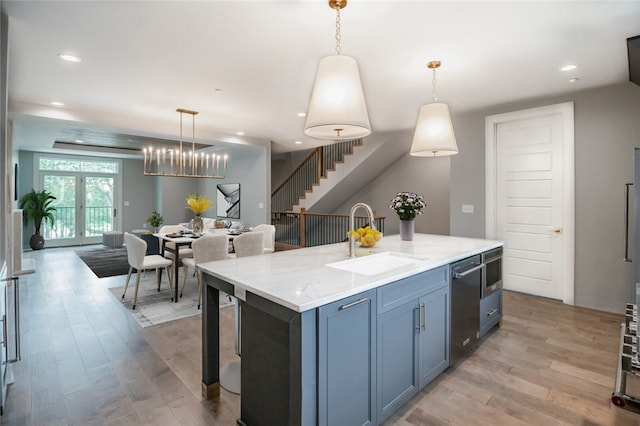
xmin=400 ymin=220 xmax=414 ymax=241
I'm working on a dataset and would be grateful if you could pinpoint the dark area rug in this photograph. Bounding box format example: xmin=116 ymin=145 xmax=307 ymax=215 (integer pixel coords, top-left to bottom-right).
xmin=75 ymin=246 xmax=130 ymax=278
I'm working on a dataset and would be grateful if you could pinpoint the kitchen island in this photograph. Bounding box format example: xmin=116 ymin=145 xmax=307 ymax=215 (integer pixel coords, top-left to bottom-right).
xmin=199 ymin=233 xmax=502 ymax=426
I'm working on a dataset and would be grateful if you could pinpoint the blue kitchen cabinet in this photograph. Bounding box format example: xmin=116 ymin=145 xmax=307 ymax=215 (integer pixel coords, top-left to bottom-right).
xmin=318 ymin=289 xmax=377 ymax=426
xmin=480 ymin=289 xmax=502 ymax=338
xmin=418 ymin=285 xmax=449 ymax=388
xmin=377 ymin=297 xmax=419 ymax=421
xmin=376 ymin=266 xmax=449 ymax=423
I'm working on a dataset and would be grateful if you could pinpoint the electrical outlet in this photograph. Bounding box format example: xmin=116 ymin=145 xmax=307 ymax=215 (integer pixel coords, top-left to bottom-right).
xmin=462 ymin=204 xmax=474 ymax=214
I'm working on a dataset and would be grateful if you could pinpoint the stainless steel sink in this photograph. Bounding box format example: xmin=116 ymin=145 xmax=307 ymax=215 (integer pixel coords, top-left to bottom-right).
xmin=325 ymin=251 xmax=429 ymax=276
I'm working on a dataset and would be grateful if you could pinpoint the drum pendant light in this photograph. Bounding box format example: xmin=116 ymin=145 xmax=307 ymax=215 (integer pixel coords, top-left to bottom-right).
xmin=410 ymin=61 xmax=459 ymax=157
xmin=304 ymin=0 xmax=371 ymax=140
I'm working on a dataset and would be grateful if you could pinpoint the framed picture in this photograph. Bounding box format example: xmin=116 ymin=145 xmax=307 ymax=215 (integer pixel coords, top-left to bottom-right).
xmin=217 ymin=183 xmax=240 ymax=219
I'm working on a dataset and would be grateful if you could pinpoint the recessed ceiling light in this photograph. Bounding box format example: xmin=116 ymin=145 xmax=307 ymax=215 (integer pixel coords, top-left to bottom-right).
xmin=560 ymin=64 xmax=578 ymax=72
xmin=50 ymin=101 xmax=65 ymax=106
xmin=75 ymin=139 xmax=85 ymax=144
xmin=569 ymin=78 xmax=580 ymax=83
xmin=295 ymin=140 xmax=302 ymax=145
xmin=236 ymin=131 xmax=244 ymax=136
xmin=214 ymin=88 xmax=222 ymax=94
xmin=297 ymin=112 xmax=307 ymax=117
xmin=58 ymin=53 xmax=82 ymax=63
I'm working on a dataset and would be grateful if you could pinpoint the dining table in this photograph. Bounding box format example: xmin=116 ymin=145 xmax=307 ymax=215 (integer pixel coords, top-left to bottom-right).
xmin=155 ymin=229 xmax=248 ymax=302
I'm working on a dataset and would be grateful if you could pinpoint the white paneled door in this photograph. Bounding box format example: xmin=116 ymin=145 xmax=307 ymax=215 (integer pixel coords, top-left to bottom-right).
xmin=486 ymin=102 xmax=575 ymax=303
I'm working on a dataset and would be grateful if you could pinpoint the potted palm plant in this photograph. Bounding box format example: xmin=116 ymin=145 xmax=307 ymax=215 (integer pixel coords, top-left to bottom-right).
xmin=146 ymin=209 xmax=164 ymax=232
xmin=18 ymin=189 xmax=57 ymax=250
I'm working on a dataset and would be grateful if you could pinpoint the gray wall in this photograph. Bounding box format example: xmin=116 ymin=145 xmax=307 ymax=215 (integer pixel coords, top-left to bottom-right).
xmin=1 ymin=6 xmax=7 ymax=266
xmin=158 ymin=174 xmax=197 ymax=226
xmin=121 ymin=158 xmax=155 ymax=231
xmin=335 ymin=146 xmax=451 ymax=236
xmin=450 ymin=82 xmax=640 ymax=313
xmin=195 ymin=147 xmax=271 ymax=226
xmin=16 ymin=150 xmax=33 ymax=245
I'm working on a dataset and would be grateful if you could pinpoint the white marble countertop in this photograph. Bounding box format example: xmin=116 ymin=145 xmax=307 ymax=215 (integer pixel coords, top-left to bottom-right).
xmin=198 ymin=233 xmax=503 ymax=313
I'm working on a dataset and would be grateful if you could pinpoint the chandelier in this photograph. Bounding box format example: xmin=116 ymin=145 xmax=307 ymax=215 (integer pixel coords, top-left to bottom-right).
xmin=143 ymin=108 xmax=228 ymax=179
xmin=304 ymin=0 xmax=371 ymax=140
xmin=410 ymin=61 xmax=458 ymax=157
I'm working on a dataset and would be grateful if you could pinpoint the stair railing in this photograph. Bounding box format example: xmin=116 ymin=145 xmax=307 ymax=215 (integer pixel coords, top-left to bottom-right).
xmin=271 ymin=139 xmax=363 ymax=212
xmin=271 ymin=208 xmax=385 ymax=249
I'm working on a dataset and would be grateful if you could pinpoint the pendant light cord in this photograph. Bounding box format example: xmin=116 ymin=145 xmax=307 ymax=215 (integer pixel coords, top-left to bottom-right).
xmin=335 ymin=7 xmax=341 ymax=55
xmin=432 ymin=67 xmax=438 ymax=102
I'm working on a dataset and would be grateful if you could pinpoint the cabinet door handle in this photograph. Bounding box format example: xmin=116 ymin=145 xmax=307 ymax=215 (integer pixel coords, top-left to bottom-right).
xmin=1 ymin=314 xmax=5 ymax=346
xmin=339 ymin=298 xmax=368 ymax=310
xmin=487 ymin=308 xmax=498 ymax=317
xmin=415 ymin=305 xmax=421 ymax=330
xmin=421 ymin=302 xmax=426 ymax=332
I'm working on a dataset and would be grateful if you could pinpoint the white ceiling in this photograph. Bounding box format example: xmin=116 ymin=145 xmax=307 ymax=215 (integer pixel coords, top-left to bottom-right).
xmin=3 ymin=0 xmax=640 ymax=156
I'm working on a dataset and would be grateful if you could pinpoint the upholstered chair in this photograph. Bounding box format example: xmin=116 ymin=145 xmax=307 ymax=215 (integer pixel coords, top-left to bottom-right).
xmin=158 ymin=224 xmax=194 ymax=260
xmin=251 ymin=224 xmax=276 ymax=253
xmin=180 ymin=234 xmax=229 ymax=309
xmin=122 ymin=232 xmax=174 ymax=309
xmin=232 ymin=232 xmax=264 ymax=258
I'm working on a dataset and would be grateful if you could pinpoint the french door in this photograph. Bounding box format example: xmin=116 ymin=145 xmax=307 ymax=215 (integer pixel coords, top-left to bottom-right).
xmin=41 ymin=172 xmax=118 ymax=246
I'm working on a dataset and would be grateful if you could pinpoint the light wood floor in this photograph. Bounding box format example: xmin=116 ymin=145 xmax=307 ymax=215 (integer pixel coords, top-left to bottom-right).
xmin=2 ymin=246 xmax=637 ymax=425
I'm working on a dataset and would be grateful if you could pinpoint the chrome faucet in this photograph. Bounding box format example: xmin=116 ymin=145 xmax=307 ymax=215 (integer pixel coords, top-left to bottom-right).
xmin=349 ymin=203 xmax=377 ymax=258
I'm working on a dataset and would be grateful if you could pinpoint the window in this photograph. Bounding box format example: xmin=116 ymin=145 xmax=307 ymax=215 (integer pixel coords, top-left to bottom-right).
xmin=38 ymin=157 xmax=119 ymax=174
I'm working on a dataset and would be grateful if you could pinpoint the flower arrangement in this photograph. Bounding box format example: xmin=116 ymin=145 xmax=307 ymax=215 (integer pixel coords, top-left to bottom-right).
xmin=185 ymin=194 xmax=212 ymax=215
xmin=389 ymin=192 xmax=426 ymax=221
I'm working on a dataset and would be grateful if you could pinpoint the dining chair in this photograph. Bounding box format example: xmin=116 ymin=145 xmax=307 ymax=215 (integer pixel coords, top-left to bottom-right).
xmin=221 ymin=231 xmax=264 ymax=394
xmin=232 ymin=231 xmax=265 ymax=258
xmin=251 ymin=224 xmax=276 ymax=253
xmin=122 ymin=232 xmax=174 ymax=310
xmin=180 ymin=234 xmax=229 ymax=309
xmin=158 ymin=224 xmax=194 ymax=260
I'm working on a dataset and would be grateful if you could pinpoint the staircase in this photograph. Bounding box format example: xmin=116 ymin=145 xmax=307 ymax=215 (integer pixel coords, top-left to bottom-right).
xmin=271 ymin=131 xmax=413 ymax=248
xmin=271 ymin=139 xmax=363 ymax=213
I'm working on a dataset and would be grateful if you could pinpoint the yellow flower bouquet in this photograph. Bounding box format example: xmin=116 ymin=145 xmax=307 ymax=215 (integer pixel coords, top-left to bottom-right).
xmin=185 ymin=194 xmax=212 ymax=215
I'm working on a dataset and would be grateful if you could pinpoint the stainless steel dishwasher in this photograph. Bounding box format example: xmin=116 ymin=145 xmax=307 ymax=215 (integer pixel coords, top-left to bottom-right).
xmin=450 ymin=255 xmax=483 ymax=365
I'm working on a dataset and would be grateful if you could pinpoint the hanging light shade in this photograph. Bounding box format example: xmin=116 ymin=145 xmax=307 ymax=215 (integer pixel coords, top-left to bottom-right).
xmin=410 ymin=61 xmax=458 ymax=157
xmin=304 ymin=0 xmax=371 ymax=140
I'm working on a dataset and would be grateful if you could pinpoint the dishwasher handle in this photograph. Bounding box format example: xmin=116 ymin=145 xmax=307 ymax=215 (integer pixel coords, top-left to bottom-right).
xmin=453 ymin=263 xmax=484 ymax=279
